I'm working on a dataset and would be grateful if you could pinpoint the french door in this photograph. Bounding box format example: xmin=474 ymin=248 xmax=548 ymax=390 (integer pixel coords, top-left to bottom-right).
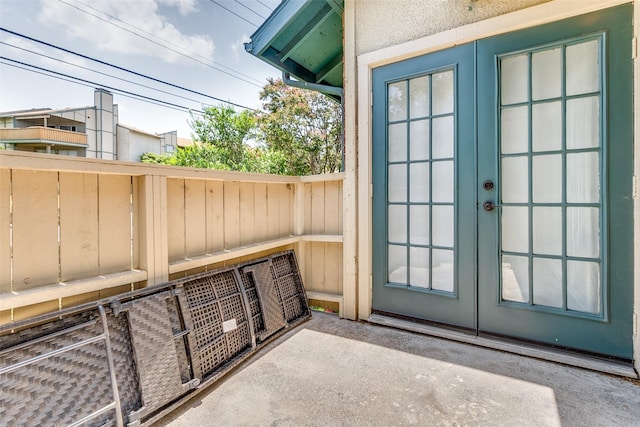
xmin=372 ymin=4 xmax=633 ymax=359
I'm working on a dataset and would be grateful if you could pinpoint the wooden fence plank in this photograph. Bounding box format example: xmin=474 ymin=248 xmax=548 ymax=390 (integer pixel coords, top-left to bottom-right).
xmin=12 ymin=170 xmax=59 ymax=291
xmin=0 ymin=170 xmax=10 ymax=294
xmin=206 ymin=180 xmax=224 ymax=253
xmin=185 ymin=179 xmax=206 ymax=258
xmin=239 ymin=183 xmax=256 ymax=246
xmin=311 ymin=182 xmax=325 ymax=235
xmin=224 ymin=181 xmax=240 ymax=249
xmin=98 ymin=174 xmax=132 ymax=274
xmin=167 ymin=178 xmax=185 ymax=261
xmin=253 ymin=183 xmax=268 ymax=242
xmin=59 ymin=172 xmax=99 ymax=282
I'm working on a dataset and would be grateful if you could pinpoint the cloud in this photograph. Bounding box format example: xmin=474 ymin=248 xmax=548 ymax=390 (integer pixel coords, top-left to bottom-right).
xmin=1 ymin=35 xmax=90 ymax=72
xmin=158 ymin=0 xmax=198 ymax=16
xmin=37 ymin=0 xmax=214 ymax=64
xmin=230 ymin=35 xmax=250 ymax=63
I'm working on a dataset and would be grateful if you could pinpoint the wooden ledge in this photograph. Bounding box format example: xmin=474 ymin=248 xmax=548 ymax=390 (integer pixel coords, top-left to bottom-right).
xmin=306 ymin=291 xmax=344 ymax=318
xmin=0 ymin=270 xmax=148 ymax=311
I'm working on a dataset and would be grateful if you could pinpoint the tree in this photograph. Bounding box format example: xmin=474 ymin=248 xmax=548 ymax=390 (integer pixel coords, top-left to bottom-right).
xmin=141 ymin=80 xmax=343 ymax=176
xmin=258 ymin=78 xmax=342 ymax=175
xmin=188 ymin=104 xmax=257 ymax=171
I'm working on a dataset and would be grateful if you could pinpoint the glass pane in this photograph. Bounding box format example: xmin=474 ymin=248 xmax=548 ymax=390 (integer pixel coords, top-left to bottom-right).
xmin=501 ymin=156 xmax=528 ymax=203
xmin=432 ymin=116 xmax=454 ymax=159
xmin=409 ymin=163 xmax=429 ymax=203
xmin=388 ymin=164 xmax=406 ymax=203
xmin=532 ymin=102 xmax=562 ymax=151
xmin=409 ymin=247 xmax=429 ymax=288
xmin=567 ymin=261 xmax=601 ymax=314
xmin=410 ymin=119 xmax=430 ymax=161
xmin=501 ymin=106 xmax=529 ymax=154
xmin=409 ymin=205 xmax=429 ymax=245
xmin=532 ymin=48 xmax=562 ymax=100
xmin=410 ymin=76 xmax=430 ymax=118
xmin=566 ymin=96 xmax=599 ymax=149
xmin=533 ymin=207 xmax=562 ymax=255
xmin=432 ymin=161 xmax=453 ymax=203
xmin=502 ymin=255 xmax=529 ymax=303
xmin=432 ymin=70 xmax=454 ymax=115
xmin=388 ymin=244 xmax=407 ymax=284
xmin=501 ymin=54 xmax=528 ymax=105
xmin=501 ymin=207 xmax=529 ymax=253
xmin=432 ymin=205 xmax=454 ymax=248
xmin=388 ymin=81 xmax=407 ymax=121
xmin=533 ymin=154 xmax=562 ymax=203
xmin=567 ymin=207 xmax=600 ymax=258
xmin=532 ymin=257 xmax=563 ymax=308
xmin=567 ymin=152 xmax=599 ymax=203
xmin=388 ymin=123 xmax=407 ymax=162
xmin=566 ymin=40 xmax=599 ymax=96
xmin=432 ymin=249 xmax=454 ymax=292
xmin=388 ymin=205 xmax=406 ymax=243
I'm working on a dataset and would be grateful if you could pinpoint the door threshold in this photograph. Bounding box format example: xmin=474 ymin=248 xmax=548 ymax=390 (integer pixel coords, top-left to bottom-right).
xmin=367 ymin=314 xmax=638 ymax=379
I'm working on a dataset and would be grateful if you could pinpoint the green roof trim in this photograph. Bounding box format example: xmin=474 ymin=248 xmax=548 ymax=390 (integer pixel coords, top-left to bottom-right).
xmin=245 ymin=0 xmax=344 ymax=88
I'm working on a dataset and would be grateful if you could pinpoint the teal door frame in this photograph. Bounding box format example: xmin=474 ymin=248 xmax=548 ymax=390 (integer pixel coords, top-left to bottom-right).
xmin=372 ymin=43 xmax=477 ymax=330
xmin=477 ymin=4 xmax=634 ymax=359
xmin=371 ymin=4 xmax=634 ymax=359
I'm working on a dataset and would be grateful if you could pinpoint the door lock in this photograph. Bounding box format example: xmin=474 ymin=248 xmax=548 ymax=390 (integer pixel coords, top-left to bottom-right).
xmin=483 ymin=180 xmax=494 ymax=191
xmin=483 ymin=201 xmax=500 ymax=211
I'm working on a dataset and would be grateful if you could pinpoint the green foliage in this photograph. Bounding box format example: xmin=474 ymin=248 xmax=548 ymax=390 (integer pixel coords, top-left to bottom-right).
xmin=140 ymin=152 xmax=170 ymax=164
xmin=258 ymin=78 xmax=342 ymax=175
xmin=140 ymin=79 xmax=342 ymax=176
xmin=189 ymin=104 xmax=256 ymax=171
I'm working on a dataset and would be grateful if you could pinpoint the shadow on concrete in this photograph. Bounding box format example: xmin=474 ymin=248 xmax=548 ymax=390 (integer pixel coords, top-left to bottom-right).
xmin=156 ymin=312 xmax=639 ymax=427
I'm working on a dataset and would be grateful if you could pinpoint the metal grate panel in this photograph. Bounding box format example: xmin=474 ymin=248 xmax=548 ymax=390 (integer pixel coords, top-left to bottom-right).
xmin=0 ymin=250 xmax=310 ymax=426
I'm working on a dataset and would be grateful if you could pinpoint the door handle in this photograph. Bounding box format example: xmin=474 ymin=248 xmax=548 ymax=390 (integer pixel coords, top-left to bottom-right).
xmin=482 ymin=201 xmax=501 ymax=211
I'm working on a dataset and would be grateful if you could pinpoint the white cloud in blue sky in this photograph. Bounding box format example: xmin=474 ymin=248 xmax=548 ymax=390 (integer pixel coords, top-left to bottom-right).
xmin=37 ymin=0 xmax=215 ymax=63
xmin=0 ymin=0 xmax=281 ymax=137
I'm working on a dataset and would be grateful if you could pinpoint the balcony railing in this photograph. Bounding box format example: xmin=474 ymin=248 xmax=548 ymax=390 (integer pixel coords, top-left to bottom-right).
xmin=0 ymin=150 xmax=345 ymax=324
xmin=0 ymin=126 xmax=88 ymax=145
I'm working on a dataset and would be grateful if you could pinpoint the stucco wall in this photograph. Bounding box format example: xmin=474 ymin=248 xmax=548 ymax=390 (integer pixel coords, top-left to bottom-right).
xmin=116 ymin=125 xmax=162 ymax=162
xmin=355 ymin=0 xmax=551 ymax=55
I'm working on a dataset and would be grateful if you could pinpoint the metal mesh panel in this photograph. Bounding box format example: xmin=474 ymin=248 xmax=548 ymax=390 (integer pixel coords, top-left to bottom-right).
xmin=106 ymin=310 xmax=143 ymax=419
xmin=0 ymin=249 xmax=310 ymax=427
xmin=120 ymin=293 xmax=192 ymax=416
xmin=190 ymin=303 xmax=224 ymax=348
xmin=278 ymin=275 xmax=299 ymax=300
xmin=198 ymin=337 xmax=228 ymax=374
xmin=220 ymin=295 xmax=247 ymax=323
xmin=182 ymin=269 xmax=252 ymax=379
xmin=0 ymin=312 xmax=127 ymax=427
xmin=271 ymin=254 xmax=294 ymax=278
xmin=213 ymin=271 xmax=240 ymax=298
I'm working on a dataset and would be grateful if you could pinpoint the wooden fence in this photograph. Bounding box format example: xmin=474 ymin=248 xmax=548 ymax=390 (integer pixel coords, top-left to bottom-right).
xmin=0 ymin=151 xmax=345 ymax=324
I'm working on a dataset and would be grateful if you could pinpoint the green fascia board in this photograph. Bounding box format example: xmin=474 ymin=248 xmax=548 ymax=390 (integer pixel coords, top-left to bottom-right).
xmin=245 ymin=0 xmax=344 ymax=87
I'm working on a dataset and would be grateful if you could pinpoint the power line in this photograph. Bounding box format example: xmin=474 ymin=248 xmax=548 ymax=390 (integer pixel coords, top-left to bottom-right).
xmin=234 ymin=0 xmax=267 ymax=20
xmin=0 ymin=60 xmax=205 ymax=115
xmin=0 ymin=56 xmax=204 ymax=113
xmin=1 ymin=41 xmax=210 ymax=107
xmin=65 ymin=0 xmax=264 ymax=86
xmin=0 ymin=27 xmax=257 ymax=111
xmin=256 ymin=0 xmax=274 ymax=13
xmin=208 ymin=0 xmax=260 ymax=27
xmin=57 ymin=0 xmax=262 ymax=88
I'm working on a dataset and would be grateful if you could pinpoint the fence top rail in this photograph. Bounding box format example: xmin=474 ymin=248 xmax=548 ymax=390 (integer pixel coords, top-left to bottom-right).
xmin=0 ymin=150 xmax=344 ymax=183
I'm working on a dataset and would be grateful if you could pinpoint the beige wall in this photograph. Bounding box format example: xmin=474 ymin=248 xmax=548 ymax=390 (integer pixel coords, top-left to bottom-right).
xmin=354 ymin=0 xmax=550 ymax=55
xmin=116 ymin=125 xmax=163 ymax=162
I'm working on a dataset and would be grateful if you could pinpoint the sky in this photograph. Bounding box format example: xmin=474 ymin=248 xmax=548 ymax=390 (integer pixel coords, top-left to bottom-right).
xmin=0 ymin=0 xmax=283 ymax=138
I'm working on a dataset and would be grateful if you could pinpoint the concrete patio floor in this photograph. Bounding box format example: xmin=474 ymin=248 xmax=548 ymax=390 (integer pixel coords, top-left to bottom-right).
xmin=156 ymin=312 xmax=640 ymax=427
